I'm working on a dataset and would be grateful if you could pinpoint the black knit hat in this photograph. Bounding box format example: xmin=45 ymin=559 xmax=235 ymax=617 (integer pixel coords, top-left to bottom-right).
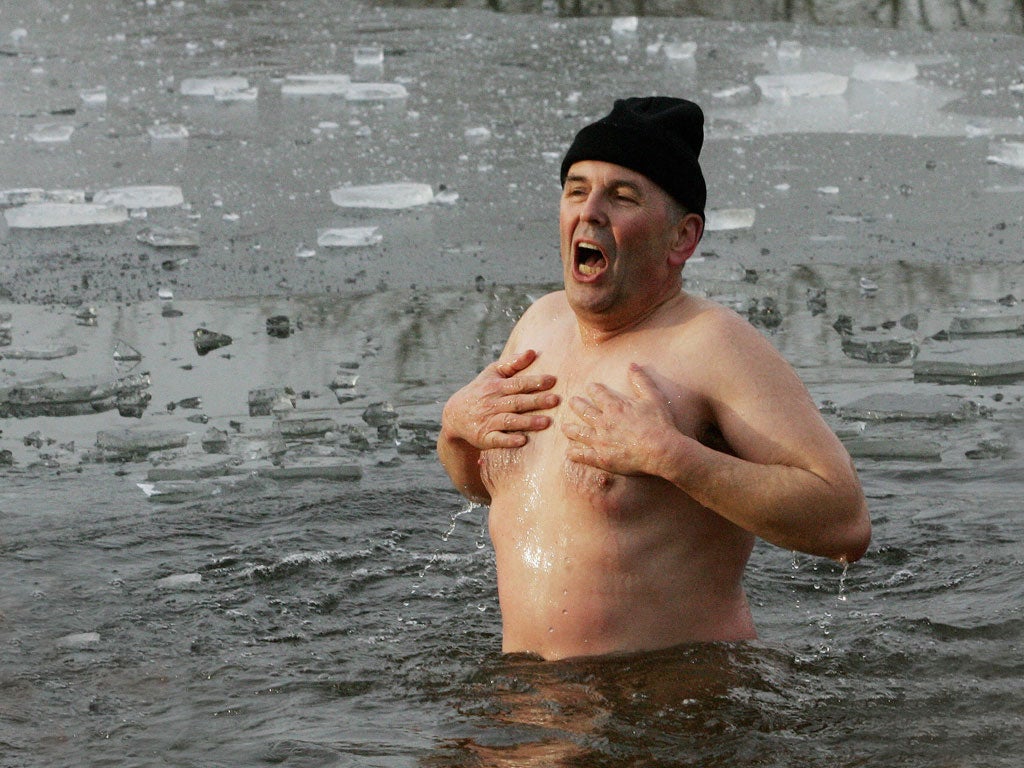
xmin=560 ymin=96 xmax=706 ymax=221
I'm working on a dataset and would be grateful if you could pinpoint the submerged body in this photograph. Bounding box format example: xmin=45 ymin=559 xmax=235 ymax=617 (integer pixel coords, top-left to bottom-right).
xmin=481 ymin=291 xmax=758 ymax=658
xmin=438 ymin=102 xmax=870 ymax=660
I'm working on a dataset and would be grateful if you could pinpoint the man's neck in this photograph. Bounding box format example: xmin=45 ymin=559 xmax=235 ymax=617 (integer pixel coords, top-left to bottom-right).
xmin=574 ymin=290 xmax=688 ymax=347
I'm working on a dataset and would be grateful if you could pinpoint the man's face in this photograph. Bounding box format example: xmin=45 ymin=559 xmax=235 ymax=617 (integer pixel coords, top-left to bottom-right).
xmin=559 ymin=160 xmax=693 ymax=328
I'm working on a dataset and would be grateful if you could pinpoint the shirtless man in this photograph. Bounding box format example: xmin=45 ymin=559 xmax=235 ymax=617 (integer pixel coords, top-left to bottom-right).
xmin=438 ymin=97 xmax=871 ymax=661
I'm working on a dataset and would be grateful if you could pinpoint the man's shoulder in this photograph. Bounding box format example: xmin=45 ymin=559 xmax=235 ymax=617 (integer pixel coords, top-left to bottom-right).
xmin=668 ymin=294 xmax=776 ymax=358
xmin=517 ymin=290 xmax=569 ymax=325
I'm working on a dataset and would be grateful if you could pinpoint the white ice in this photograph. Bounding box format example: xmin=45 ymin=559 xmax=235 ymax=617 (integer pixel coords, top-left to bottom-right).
xmin=345 ymin=83 xmax=408 ymax=101
xmin=317 ymin=226 xmax=383 ymax=247
xmin=29 ymin=124 xmax=75 ymax=143
xmin=4 ymin=203 xmax=129 ymax=228
xmin=93 ymin=185 xmax=185 ymax=209
xmin=705 ymin=208 xmax=756 ymax=232
xmin=330 ymin=183 xmax=434 ymax=209
xmin=180 ymin=76 xmax=249 ymax=96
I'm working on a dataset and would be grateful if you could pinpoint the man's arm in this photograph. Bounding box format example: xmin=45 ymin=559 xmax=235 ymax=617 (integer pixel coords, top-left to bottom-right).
xmin=561 ymin=313 xmax=870 ymax=562
xmin=437 ymin=349 xmax=559 ymax=503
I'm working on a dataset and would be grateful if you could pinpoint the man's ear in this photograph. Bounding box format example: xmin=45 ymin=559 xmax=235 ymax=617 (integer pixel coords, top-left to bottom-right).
xmin=667 ymin=213 xmax=704 ymax=268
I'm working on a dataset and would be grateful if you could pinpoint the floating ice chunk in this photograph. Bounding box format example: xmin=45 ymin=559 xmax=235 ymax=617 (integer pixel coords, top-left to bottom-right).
xmin=712 ymin=84 xmax=752 ymax=100
xmin=664 ymin=41 xmax=697 ymax=60
xmin=817 ymin=185 xmax=841 ymax=195
xmin=148 ymin=123 xmax=189 ymax=140
xmin=180 ymin=76 xmax=250 ymax=95
xmin=138 ymin=480 xmax=222 ymax=502
xmin=840 ymin=333 xmax=916 ymax=364
xmin=29 ymin=124 xmax=75 ymax=143
xmin=215 ymin=85 xmax=258 ymax=101
xmin=4 ymin=202 xmax=128 ymax=228
xmin=852 ymin=60 xmax=918 ymax=82
xmin=281 ymin=73 xmax=352 ymax=96
xmin=95 ymin=428 xmax=190 ymax=458
xmin=755 ymin=72 xmax=848 ymax=100
xmin=330 ymin=182 xmax=433 ymax=209
xmin=611 ymin=16 xmax=638 ymax=34
xmin=155 ymin=572 xmax=203 ymax=588
xmin=0 ymin=188 xmax=85 ymax=206
xmin=843 ymin=436 xmax=942 ymax=462
xmin=914 ymin=339 xmax=1024 ymax=383
xmin=986 ymin=141 xmax=1024 ymax=169
xmin=79 ymin=86 xmax=108 ymax=105
xmin=0 ymin=188 xmax=45 ymax=206
xmin=137 ymin=226 xmax=199 ymax=248
xmin=94 ymin=185 xmax=184 ymax=209
xmin=776 ymin=40 xmax=802 ymax=60
xmin=837 ymin=393 xmax=980 ymax=423
xmin=317 ymin=226 xmax=382 ymax=247
xmin=354 ymin=44 xmax=384 ymax=66
xmin=704 ymin=208 xmax=755 ymax=232
xmin=949 ymin=307 xmax=1024 ymax=335
xmin=345 ymin=82 xmax=407 ymax=101
xmin=58 ymin=632 xmax=100 ymax=648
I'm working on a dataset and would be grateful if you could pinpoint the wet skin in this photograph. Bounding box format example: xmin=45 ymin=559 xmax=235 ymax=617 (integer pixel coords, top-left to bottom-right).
xmin=438 ymin=160 xmax=870 ymax=660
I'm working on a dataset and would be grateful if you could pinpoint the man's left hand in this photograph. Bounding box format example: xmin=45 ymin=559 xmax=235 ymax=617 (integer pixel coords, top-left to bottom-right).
xmin=561 ymin=363 xmax=680 ymax=477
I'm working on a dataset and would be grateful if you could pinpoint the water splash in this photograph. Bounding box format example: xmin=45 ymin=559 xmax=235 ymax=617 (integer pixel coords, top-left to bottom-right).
xmin=442 ymin=501 xmax=481 ymax=542
xmin=837 ymin=557 xmax=849 ymax=603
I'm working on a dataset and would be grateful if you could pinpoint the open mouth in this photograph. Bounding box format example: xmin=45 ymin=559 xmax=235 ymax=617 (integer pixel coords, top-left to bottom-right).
xmin=575 ymin=241 xmax=608 ymax=278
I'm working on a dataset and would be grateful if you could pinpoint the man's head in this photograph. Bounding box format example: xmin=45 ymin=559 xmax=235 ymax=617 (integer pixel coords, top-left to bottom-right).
xmin=560 ymin=96 xmax=706 ymax=224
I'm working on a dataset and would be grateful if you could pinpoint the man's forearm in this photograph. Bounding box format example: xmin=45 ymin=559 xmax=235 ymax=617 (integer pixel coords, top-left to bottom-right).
xmin=660 ymin=434 xmax=870 ymax=562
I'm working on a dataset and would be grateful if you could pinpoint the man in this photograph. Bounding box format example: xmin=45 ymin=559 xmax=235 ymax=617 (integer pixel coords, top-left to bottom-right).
xmin=437 ymin=96 xmax=870 ymax=661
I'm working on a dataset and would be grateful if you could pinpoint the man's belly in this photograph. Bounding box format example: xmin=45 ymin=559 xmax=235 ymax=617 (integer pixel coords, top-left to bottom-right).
xmin=483 ymin=448 xmax=756 ymax=660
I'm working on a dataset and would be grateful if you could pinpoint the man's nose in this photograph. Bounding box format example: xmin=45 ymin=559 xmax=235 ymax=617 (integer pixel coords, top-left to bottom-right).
xmin=579 ymin=192 xmax=608 ymax=224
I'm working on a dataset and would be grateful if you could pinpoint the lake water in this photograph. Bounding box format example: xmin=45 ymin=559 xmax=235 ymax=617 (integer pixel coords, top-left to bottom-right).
xmin=2 ymin=0 xmax=1024 ymax=766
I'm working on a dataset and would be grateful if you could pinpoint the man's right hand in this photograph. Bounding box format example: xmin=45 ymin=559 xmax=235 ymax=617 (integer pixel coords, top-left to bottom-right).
xmin=440 ymin=349 xmax=559 ymax=450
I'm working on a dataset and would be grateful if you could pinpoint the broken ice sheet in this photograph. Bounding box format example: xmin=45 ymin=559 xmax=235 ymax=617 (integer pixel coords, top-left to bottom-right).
xmin=29 ymin=124 xmax=75 ymax=143
xmin=0 ymin=188 xmax=85 ymax=206
xmin=705 ymin=208 xmax=755 ymax=232
xmin=317 ymin=226 xmax=382 ymax=248
xmin=345 ymin=83 xmax=408 ymax=101
xmin=986 ymin=140 xmax=1024 ymax=169
xmin=94 ymin=185 xmax=184 ymax=209
xmin=836 ymin=392 xmax=981 ymax=423
xmin=180 ymin=76 xmax=249 ymax=96
xmin=4 ymin=202 xmax=129 ymax=228
xmin=148 ymin=123 xmax=189 ymax=140
xmin=914 ymin=339 xmax=1024 ymax=383
xmin=949 ymin=306 xmax=1024 ymax=336
xmin=754 ymin=72 xmax=849 ymax=100
xmin=330 ymin=183 xmax=434 ymax=209
xmin=137 ymin=226 xmax=200 ymax=248
xmin=214 ymin=85 xmax=258 ymax=102
xmin=282 ymin=73 xmax=352 ymax=96
xmin=79 ymin=86 xmax=108 ymax=105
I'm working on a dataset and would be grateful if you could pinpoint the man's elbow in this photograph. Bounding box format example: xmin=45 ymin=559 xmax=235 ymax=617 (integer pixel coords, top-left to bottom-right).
xmin=831 ymin=496 xmax=871 ymax=564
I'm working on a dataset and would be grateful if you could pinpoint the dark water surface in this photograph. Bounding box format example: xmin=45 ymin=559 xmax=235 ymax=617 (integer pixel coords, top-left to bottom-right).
xmin=2 ymin=0 xmax=1024 ymax=766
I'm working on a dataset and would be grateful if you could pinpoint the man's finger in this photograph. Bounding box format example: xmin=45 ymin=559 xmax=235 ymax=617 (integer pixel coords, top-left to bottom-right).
xmin=500 ymin=374 xmax=557 ymax=396
xmin=627 ymin=362 xmax=660 ymax=398
xmin=494 ymin=349 xmax=538 ymax=378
